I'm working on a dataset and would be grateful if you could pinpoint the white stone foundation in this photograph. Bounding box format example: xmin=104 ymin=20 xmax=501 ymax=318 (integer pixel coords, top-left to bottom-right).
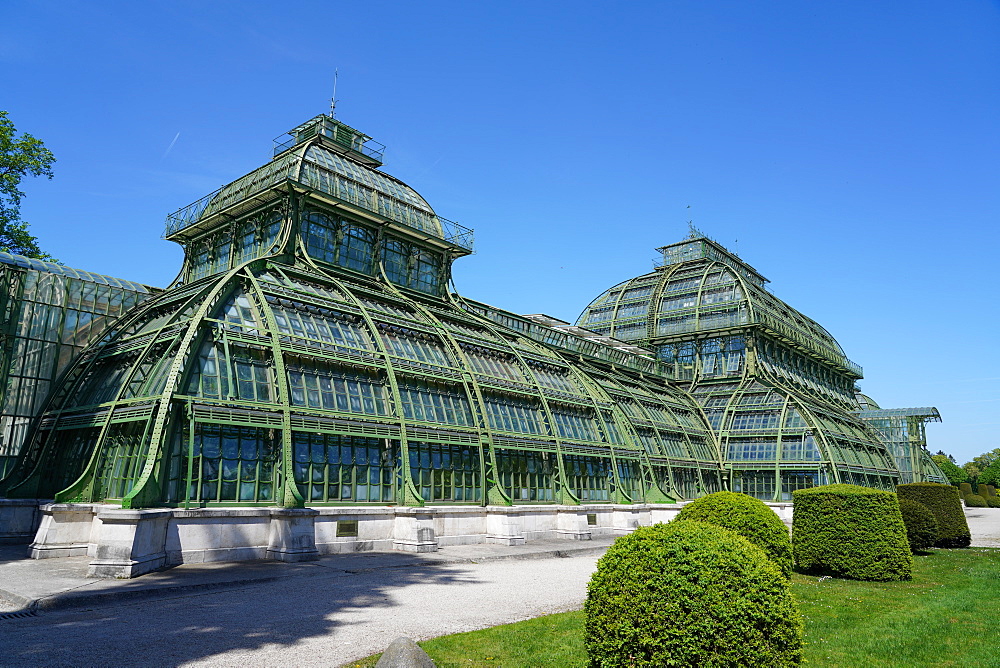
xmin=86 ymin=508 xmax=170 ymax=578
xmin=22 ymin=501 xmax=795 ymax=578
xmin=0 ymin=498 xmax=46 ymax=545
xmin=29 ymin=503 xmax=100 ymax=558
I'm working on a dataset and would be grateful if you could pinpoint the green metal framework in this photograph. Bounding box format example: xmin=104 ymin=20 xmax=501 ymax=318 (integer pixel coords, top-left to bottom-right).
xmin=575 ymin=235 xmax=946 ymax=498
xmin=0 ymin=251 xmax=154 ymax=479
xmin=0 ymin=118 xmax=947 ymax=509
xmin=0 ymin=117 xmax=724 ymax=508
xmin=852 ymin=395 xmax=944 ymax=484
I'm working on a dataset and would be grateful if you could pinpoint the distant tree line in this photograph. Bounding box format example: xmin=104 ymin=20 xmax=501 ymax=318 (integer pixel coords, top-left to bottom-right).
xmin=933 ymin=449 xmax=1000 ymax=488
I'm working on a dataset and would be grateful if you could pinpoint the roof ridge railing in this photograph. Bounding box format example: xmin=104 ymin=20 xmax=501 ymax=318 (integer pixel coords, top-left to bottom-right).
xmin=164 ymin=164 xmax=475 ymax=252
xmin=754 ymin=309 xmax=863 ymax=377
xmin=273 ymin=133 xmax=386 ymax=163
xmin=461 ymin=303 xmax=670 ymax=378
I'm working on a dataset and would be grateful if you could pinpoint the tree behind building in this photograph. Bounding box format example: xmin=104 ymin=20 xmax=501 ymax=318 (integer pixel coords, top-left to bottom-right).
xmin=0 ymin=110 xmax=56 ymax=260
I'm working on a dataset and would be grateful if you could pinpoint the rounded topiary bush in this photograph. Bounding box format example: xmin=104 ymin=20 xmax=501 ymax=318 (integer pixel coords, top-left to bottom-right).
xmin=960 ymin=482 xmax=973 ymax=497
xmin=792 ymin=484 xmax=912 ymax=581
xmin=965 ymin=494 xmax=987 ymax=508
xmin=977 ymin=484 xmax=990 ymax=498
xmin=585 ymin=521 xmax=803 ymax=667
xmin=987 ymin=485 xmax=997 ymax=498
xmin=897 ymin=483 xmax=971 ymax=548
xmin=986 ymin=496 xmax=1000 ymax=508
xmin=675 ymin=491 xmax=792 ymax=578
xmin=897 ymin=498 xmax=939 ymax=550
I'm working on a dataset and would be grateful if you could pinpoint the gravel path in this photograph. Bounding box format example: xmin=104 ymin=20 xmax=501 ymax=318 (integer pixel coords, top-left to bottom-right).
xmin=0 ymin=552 xmax=601 ymax=667
xmin=967 ymin=509 xmax=1000 ymax=548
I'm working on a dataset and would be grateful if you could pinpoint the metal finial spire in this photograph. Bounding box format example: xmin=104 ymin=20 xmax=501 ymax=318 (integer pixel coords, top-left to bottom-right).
xmin=687 ymin=208 xmax=697 ymax=239
xmin=330 ymin=69 xmax=339 ymax=118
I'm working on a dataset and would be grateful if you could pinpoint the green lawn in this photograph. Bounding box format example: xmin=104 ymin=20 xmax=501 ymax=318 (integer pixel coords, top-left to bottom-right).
xmin=349 ymin=548 xmax=1000 ymax=668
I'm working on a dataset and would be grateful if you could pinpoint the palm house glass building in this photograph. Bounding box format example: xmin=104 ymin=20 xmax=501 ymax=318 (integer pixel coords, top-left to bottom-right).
xmin=0 ymin=115 xmax=944 ymax=514
xmin=0 ymin=115 xmax=726 ymax=511
xmin=576 ymin=235 xmax=946 ymax=499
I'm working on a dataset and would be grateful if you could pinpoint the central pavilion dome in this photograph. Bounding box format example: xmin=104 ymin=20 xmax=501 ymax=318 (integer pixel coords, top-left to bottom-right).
xmin=574 ymin=234 xmax=940 ymax=499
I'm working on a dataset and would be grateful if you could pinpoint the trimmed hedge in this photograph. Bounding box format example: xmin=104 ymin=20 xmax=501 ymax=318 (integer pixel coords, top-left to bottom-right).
xmin=965 ymin=494 xmax=987 ymax=508
xmin=585 ymin=521 xmax=803 ymax=667
xmin=675 ymin=491 xmax=792 ymax=578
xmin=897 ymin=498 xmax=939 ymax=550
xmin=987 ymin=485 xmax=997 ymax=498
xmin=986 ymin=496 xmax=1000 ymax=508
xmin=977 ymin=484 xmax=990 ymax=498
xmin=897 ymin=482 xmax=971 ymax=548
xmin=960 ymin=482 xmax=973 ymax=497
xmin=792 ymin=484 xmax=912 ymax=581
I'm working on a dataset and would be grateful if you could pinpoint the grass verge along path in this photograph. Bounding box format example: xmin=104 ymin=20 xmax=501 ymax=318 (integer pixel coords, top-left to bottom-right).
xmin=349 ymin=548 xmax=1000 ymax=667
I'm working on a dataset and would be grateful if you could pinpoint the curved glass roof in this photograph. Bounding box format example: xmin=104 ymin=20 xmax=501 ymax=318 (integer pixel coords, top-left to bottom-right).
xmin=693 ymin=378 xmax=900 ymax=480
xmin=164 ymin=130 xmax=472 ymax=252
xmin=0 ymin=250 xmax=153 ymax=292
xmin=12 ymin=255 xmax=722 ymax=507
xmin=576 ymin=247 xmax=860 ymax=377
xmin=303 ymin=145 xmax=432 ymax=213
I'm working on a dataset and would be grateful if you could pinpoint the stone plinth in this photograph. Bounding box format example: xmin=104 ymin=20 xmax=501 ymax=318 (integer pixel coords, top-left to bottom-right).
xmin=555 ymin=509 xmax=592 ymax=540
xmin=167 ymin=508 xmax=272 ymax=564
xmin=485 ymin=507 xmax=526 ymax=545
xmin=266 ymin=508 xmax=320 ymax=562
xmin=20 ymin=501 xmax=716 ymax=574
xmin=611 ymin=508 xmax=643 ymax=535
xmin=392 ymin=510 xmax=438 ymax=552
xmin=87 ymin=508 xmax=171 ymax=578
xmin=29 ymin=503 xmax=101 ymax=558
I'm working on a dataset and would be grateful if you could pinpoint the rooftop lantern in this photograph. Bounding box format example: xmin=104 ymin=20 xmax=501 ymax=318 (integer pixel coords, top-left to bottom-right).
xmin=273 ymin=115 xmax=385 ymax=167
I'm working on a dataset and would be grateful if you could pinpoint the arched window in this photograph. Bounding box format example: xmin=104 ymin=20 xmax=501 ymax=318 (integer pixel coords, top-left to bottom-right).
xmin=302 ymin=210 xmax=339 ymax=264
xmin=380 ymin=239 xmax=410 ymax=286
xmin=336 ymin=224 xmax=375 ymax=274
xmin=411 ymin=249 xmax=442 ymax=295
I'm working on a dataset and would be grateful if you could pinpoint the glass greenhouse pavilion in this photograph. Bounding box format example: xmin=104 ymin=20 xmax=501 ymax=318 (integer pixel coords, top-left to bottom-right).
xmin=0 ymin=114 xmax=944 ymax=573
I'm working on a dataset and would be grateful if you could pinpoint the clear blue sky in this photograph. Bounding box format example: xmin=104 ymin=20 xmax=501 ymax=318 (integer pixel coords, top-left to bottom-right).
xmin=3 ymin=1 xmax=998 ymax=464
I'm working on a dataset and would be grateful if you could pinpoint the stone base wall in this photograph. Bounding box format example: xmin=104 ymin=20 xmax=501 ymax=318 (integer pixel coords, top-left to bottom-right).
xmin=0 ymin=499 xmax=46 ymax=544
xmin=22 ymin=501 xmax=795 ymax=578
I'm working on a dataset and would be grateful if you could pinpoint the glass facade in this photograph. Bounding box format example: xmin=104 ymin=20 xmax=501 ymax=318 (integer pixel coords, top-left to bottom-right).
xmin=0 ymin=118 xmax=944 ymax=509
xmin=576 ymin=235 xmax=946 ymax=499
xmin=852 ymin=396 xmax=945 ymax=485
xmin=0 ymin=252 xmax=154 ymax=479
xmin=0 ymin=117 xmax=723 ymax=509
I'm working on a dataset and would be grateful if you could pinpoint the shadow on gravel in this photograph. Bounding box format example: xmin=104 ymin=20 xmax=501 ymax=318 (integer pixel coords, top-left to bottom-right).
xmin=0 ymin=556 xmax=477 ymax=667
xmin=0 ymin=544 xmax=29 ymax=565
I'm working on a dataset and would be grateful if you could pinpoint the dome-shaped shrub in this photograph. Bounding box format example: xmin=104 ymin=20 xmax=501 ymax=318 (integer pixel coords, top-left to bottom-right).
xmin=960 ymin=482 xmax=973 ymax=497
xmin=986 ymin=496 xmax=1000 ymax=508
xmin=675 ymin=491 xmax=792 ymax=578
xmin=585 ymin=521 xmax=803 ymax=667
xmin=965 ymin=494 xmax=987 ymax=508
xmin=792 ymin=484 xmax=912 ymax=581
xmin=898 ymin=498 xmax=939 ymax=550
xmin=897 ymin=483 xmax=971 ymax=548
xmin=987 ymin=485 xmax=997 ymax=498
xmin=977 ymin=484 xmax=990 ymax=498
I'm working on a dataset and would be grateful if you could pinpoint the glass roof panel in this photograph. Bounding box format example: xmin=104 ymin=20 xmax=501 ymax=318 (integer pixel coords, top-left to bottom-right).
xmin=0 ymin=250 xmax=152 ymax=292
xmin=304 ymin=146 xmax=431 ymax=212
